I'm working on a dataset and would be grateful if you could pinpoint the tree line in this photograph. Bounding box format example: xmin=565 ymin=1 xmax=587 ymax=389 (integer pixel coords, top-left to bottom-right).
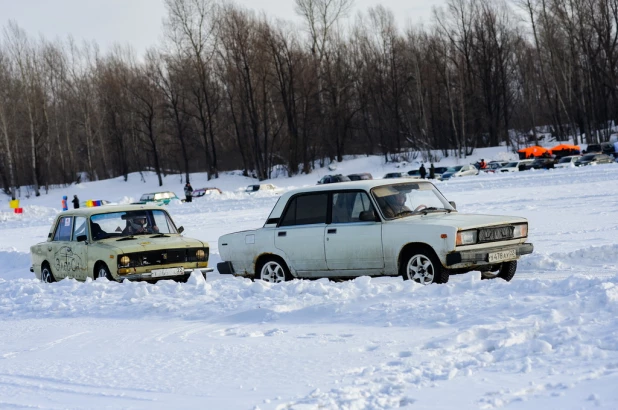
xmin=1 ymin=0 xmax=618 ymax=198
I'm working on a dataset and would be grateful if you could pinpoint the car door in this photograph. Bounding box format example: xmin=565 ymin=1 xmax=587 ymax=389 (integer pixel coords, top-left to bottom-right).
xmin=326 ymin=191 xmax=384 ymax=271
xmin=68 ymin=216 xmax=89 ymax=280
xmin=274 ymin=193 xmax=328 ymax=272
xmin=49 ymin=215 xmax=74 ymax=280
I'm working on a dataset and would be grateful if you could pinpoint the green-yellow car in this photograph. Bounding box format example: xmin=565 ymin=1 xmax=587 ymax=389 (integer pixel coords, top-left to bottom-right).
xmin=30 ymin=205 xmax=212 ymax=283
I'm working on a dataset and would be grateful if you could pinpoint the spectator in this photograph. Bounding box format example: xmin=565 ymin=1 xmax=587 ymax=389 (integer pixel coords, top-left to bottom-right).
xmin=184 ymin=182 xmax=194 ymax=203
xmin=479 ymin=159 xmax=487 ymax=169
xmin=72 ymin=195 xmax=79 ymax=209
xmin=429 ymin=163 xmax=435 ymax=179
xmin=419 ymin=164 xmax=427 ymax=179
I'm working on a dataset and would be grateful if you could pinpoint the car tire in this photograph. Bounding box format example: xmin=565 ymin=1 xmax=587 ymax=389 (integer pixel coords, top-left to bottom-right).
xmin=401 ymin=248 xmax=449 ymax=285
xmin=498 ymin=260 xmax=517 ymax=282
xmin=94 ymin=263 xmax=114 ymax=281
xmin=41 ymin=263 xmax=56 ymax=283
xmin=257 ymin=257 xmax=291 ymax=283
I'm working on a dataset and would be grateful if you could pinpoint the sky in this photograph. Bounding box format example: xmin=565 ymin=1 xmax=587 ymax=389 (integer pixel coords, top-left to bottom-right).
xmin=1 ymin=145 xmax=618 ymax=408
xmin=0 ymin=0 xmax=445 ymax=56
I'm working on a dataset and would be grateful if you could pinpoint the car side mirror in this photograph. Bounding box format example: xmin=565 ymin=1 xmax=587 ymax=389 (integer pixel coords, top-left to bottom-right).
xmin=449 ymin=201 xmax=457 ymax=210
xmin=359 ymin=210 xmax=378 ymax=222
xmin=77 ymin=235 xmax=87 ymax=242
xmin=178 ymin=226 xmax=185 ymax=234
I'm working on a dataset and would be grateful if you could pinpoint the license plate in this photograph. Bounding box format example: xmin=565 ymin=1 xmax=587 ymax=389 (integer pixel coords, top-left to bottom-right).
xmin=488 ymin=249 xmax=517 ymax=263
xmin=150 ymin=267 xmax=184 ymax=277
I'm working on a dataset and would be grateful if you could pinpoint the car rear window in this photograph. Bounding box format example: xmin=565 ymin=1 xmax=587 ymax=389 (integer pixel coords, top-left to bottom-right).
xmin=280 ymin=193 xmax=328 ymax=226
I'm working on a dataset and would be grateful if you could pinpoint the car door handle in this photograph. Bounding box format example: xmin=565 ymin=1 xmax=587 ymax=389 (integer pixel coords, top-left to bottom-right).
xmin=47 ymin=246 xmax=52 ymax=251
xmin=327 ymin=228 xmax=337 ymax=234
xmin=278 ymin=231 xmax=286 ymax=237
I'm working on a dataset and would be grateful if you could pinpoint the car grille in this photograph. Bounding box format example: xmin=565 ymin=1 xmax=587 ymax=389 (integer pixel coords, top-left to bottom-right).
xmin=118 ymin=248 xmax=207 ymax=268
xmin=477 ymin=226 xmax=514 ymax=243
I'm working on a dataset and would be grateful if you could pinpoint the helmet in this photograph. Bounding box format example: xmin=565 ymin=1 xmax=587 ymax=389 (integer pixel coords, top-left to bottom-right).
xmin=129 ymin=215 xmax=146 ymax=230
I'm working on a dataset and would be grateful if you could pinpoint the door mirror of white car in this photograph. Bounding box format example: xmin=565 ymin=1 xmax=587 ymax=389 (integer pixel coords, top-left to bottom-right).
xmin=359 ymin=210 xmax=377 ymax=222
xmin=178 ymin=226 xmax=184 ymax=234
xmin=449 ymin=201 xmax=457 ymax=210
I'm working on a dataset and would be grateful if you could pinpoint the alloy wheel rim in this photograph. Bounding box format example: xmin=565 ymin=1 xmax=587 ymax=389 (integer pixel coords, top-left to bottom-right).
xmin=97 ymin=268 xmax=107 ymax=279
xmin=261 ymin=262 xmax=285 ymax=283
xmin=407 ymin=255 xmax=434 ymax=285
xmin=42 ymin=268 xmax=52 ymax=283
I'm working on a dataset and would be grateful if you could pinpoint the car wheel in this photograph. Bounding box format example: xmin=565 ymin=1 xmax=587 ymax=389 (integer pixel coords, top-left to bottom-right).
xmin=95 ymin=263 xmax=114 ymax=281
xmin=41 ymin=263 xmax=56 ymax=283
xmin=401 ymin=249 xmax=449 ymax=285
xmin=257 ymin=258 xmax=291 ymax=283
xmin=497 ymin=260 xmax=517 ymax=282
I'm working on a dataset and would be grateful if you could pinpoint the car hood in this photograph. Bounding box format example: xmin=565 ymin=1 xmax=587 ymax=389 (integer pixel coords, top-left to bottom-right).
xmin=394 ymin=212 xmax=527 ymax=230
xmin=94 ymin=235 xmax=207 ymax=253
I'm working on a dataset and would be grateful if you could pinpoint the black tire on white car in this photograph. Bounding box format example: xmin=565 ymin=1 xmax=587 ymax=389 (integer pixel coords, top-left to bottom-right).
xmin=498 ymin=260 xmax=517 ymax=282
xmin=95 ymin=263 xmax=114 ymax=281
xmin=41 ymin=263 xmax=56 ymax=283
xmin=401 ymin=248 xmax=449 ymax=285
xmin=257 ymin=257 xmax=291 ymax=283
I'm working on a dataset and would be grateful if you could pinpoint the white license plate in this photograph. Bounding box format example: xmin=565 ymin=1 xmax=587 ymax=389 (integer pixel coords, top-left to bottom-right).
xmin=488 ymin=249 xmax=517 ymax=263
xmin=150 ymin=267 xmax=184 ymax=277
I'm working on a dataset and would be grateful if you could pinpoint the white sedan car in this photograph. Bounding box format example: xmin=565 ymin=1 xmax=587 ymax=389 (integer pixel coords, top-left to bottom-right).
xmin=438 ymin=164 xmax=479 ymax=180
xmin=554 ymin=155 xmax=581 ymax=169
xmin=218 ymin=180 xmax=533 ymax=285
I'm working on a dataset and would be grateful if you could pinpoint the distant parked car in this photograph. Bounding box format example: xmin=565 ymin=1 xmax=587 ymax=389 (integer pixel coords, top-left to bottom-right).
xmin=483 ymin=161 xmax=509 ymax=173
xmin=192 ymin=187 xmax=222 ymax=198
xmin=245 ymin=184 xmax=284 ymax=194
xmin=317 ymin=174 xmax=352 ymax=184
xmin=575 ymin=153 xmax=615 ymax=166
xmin=584 ymin=142 xmax=614 ymax=155
xmin=554 ymin=155 xmax=581 ymax=169
xmin=383 ymin=172 xmax=413 ymax=179
xmin=530 ymin=157 xmax=557 ymax=170
xmin=133 ymin=191 xmax=180 ymax=205
xmin=347 ymin=173 xmax=373 ymax=181
xmin=430 ymin=166 xmax=449 ymax=179
xmin=407 ymin=169 xmax=422 ymax=178
xmin=439 ymin=165 xmax=479 ymax=180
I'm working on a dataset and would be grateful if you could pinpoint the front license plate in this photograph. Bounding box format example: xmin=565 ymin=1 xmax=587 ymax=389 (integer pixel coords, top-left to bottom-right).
xmin=488 ymin=249 xmax=517 ymax=263
xmin=150 ymin=267 xmax=184 ymax=277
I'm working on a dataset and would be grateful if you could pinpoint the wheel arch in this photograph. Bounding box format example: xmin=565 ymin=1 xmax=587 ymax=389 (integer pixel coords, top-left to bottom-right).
xmin=254 ymin=253 xmax=293 ymax=278
xmin=397 ymin=242 xmax=443 ymax=273
xmin=93 ymin=260 xmax=114 ymax=280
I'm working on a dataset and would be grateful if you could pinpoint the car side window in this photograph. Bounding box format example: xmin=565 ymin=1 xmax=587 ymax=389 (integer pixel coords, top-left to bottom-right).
xmin=53 ymin=216 xmax=73 ymax=241
xmin=72 ymin=217 xmax=87 ymax=241
xmin=280 ymin=193 xmax=328 ymax=226
xmin=332 ymin=192 xmax=374 ymax=223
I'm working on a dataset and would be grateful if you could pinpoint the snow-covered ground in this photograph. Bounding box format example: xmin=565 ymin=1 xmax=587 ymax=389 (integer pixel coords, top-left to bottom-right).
xmin=1 ymin=147 xmax=618 ymax=409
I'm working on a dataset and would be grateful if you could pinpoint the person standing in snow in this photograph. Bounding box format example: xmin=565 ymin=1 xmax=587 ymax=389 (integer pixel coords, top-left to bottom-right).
xmin=184 ymin=182 xmax=193 ymax=203
xmin=429 ymin=163 xmax=435 ymax=179
xmin=72 ymin=195 xmax=80 ymax=209
xmin=419 ymin=164 xmax=427 ymax=179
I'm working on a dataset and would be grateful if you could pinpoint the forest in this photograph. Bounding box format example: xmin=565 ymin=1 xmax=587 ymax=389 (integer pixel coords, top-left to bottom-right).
xmin=1 ymin=0 xmax=618 ymax=197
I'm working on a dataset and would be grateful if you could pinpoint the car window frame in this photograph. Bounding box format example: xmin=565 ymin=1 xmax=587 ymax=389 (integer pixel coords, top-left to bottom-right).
xmin=330 ymin=190 xmax=377 ymax=224
xmin=53 ymin=215 xmax=74 ymax=242
xmin=277 ymin=192 xmax=330 ymax=227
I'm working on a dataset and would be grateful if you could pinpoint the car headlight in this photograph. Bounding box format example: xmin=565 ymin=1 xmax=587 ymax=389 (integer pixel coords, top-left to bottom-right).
xmin=513 ymin=223 xmax=528 ymax=238
xmin=456 ymin=230 xmax=477 ymax=246
xmin=196 ymin=249 xmax=206 ymax=260
xmin=119 ymin=255 xmax=130 ymax=266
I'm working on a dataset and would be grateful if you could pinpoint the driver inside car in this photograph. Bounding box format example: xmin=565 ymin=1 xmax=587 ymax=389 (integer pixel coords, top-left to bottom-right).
xmin=122 ymin=215 xmax=159 ymax=235
xmin=383 ymin=192 xmax=412 ymax=218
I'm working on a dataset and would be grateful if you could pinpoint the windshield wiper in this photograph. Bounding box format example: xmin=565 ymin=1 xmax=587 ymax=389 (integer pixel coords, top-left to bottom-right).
xmin=395 ymin=210 xmax=414 ymax=217
xmin=420 ymin=207 xmax=452 ymax=215
xmin=116 ymin=235 xmax=137 ymax=241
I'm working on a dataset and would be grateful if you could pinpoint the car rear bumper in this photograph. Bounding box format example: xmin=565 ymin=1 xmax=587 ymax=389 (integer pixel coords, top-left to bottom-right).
xmin=446 ymin=243 xmax=534 ymax=267
xmin=217 ymin=261 xmax=235 ymax=275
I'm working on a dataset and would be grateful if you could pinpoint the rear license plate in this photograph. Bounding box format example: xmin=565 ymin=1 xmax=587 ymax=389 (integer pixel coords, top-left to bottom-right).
xmin=488 ymin=249 xmax=517 ymax=263
xmin=150 ymin=267 xmax=184 ymax=277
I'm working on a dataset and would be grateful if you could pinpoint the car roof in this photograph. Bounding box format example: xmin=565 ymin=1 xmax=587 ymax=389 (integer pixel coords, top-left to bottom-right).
xmin=58 ymin=204 xmax=165 ymax=217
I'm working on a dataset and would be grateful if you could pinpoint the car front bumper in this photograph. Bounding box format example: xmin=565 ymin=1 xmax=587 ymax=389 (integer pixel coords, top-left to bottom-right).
xmin=119 ymin=267 xmax=213 ymax=281
xmin=217 ymin=261 xmax=235 ymax=275
xmin=446 ymin=243 xmax=534 ymax=267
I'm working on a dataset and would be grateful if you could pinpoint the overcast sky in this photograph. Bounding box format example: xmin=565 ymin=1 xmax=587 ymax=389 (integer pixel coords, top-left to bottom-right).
xmin=0 ymin=0 xmax=445 ymax=56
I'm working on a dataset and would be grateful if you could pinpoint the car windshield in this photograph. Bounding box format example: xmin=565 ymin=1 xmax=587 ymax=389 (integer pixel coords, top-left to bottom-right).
xmin=505 ymin=162 xmax=518 ymax=167
xmin=90 ymin=209 xmax=178 ymax=240
xmin=246 ymin=185 xmax=259 ymax=192
xmin=371 ymin=182 xmax=454 ymax=219
xmin=581 ymin=154 xmax=596 ymax=161
xmin=558 ymin=157 xmax=573 ymax=163
xmin=139 ymin=194 xmax=154 ymax=201
xmin=446 ymin=166 xmax=463 ymax=172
